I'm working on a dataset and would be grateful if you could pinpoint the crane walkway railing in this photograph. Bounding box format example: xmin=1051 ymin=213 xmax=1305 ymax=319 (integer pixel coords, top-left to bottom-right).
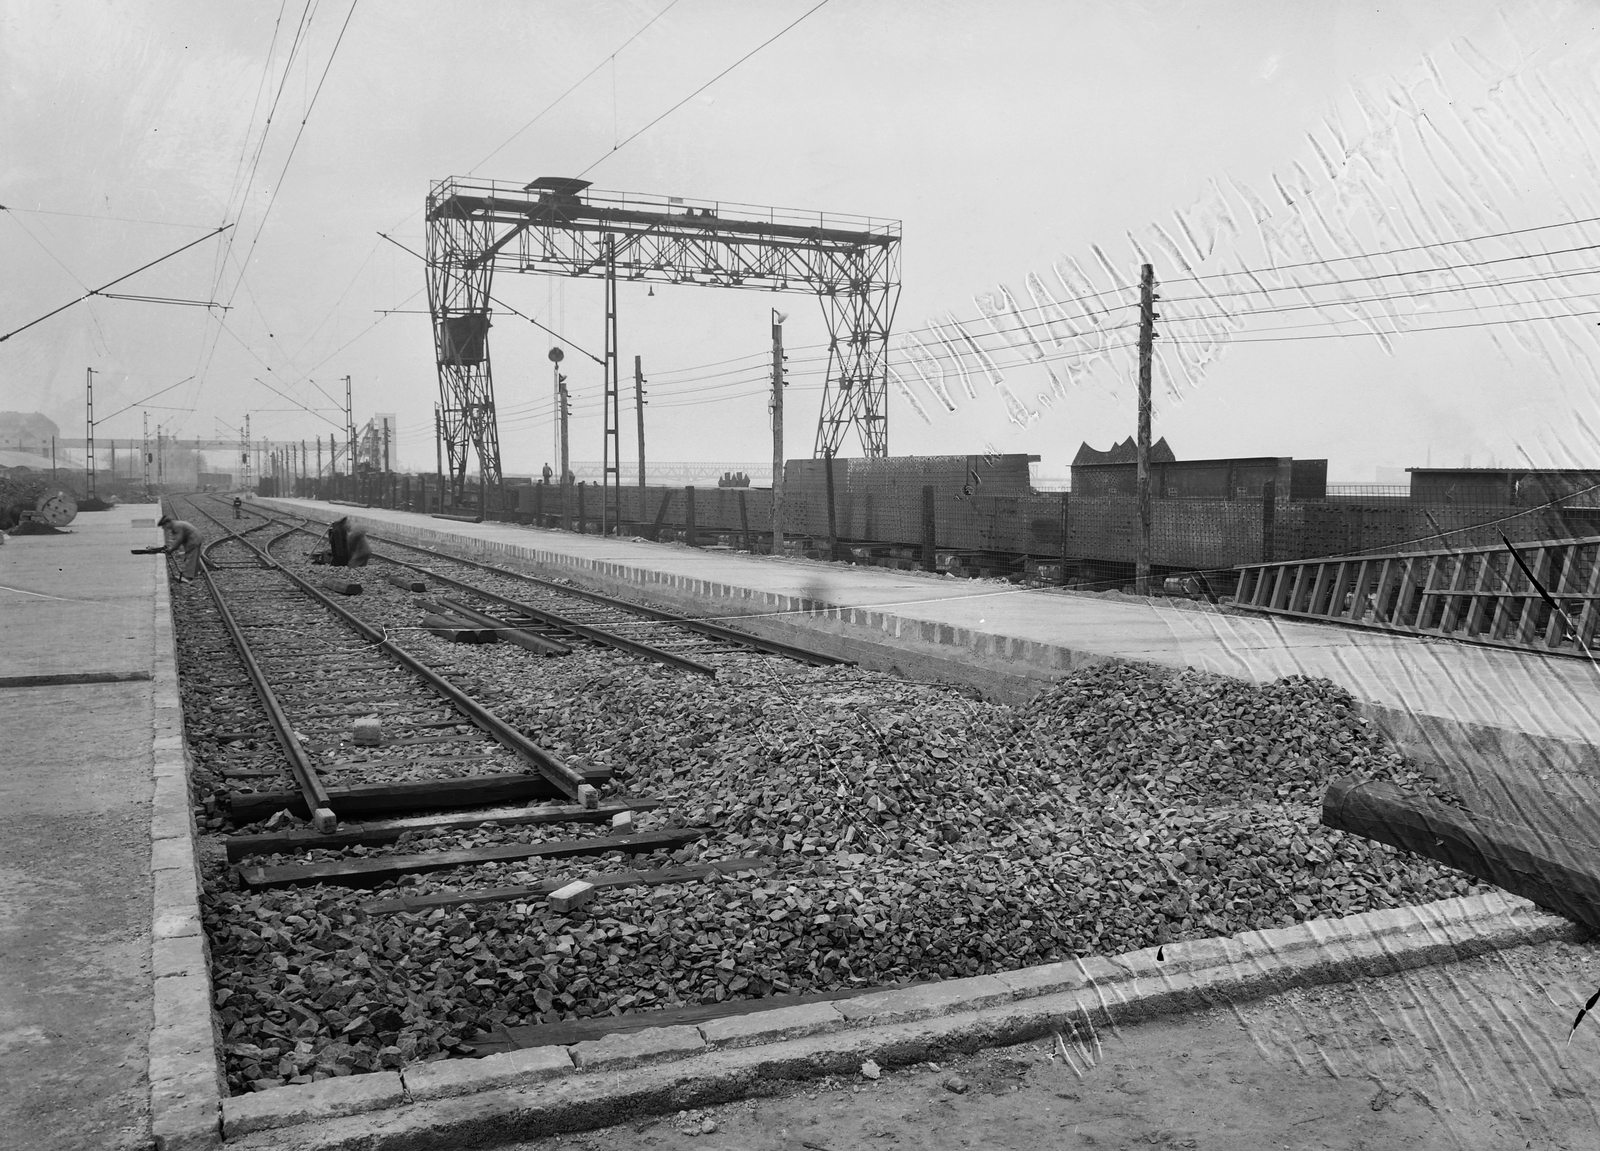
xmin=1231 ymin=534 xmax=1600 ymax=659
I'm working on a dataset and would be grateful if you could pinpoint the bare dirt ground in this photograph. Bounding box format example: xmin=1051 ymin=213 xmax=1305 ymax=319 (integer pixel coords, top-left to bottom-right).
xmin=506 ymin=936 xmax=1600 ymax=1151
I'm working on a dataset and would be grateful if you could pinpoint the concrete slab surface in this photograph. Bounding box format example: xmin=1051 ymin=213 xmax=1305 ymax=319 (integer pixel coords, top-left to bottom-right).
xmin=0 ymin=681 xmax=155 ymax=1149
xmin=0 ymin=502 xmax=198 ymax=1151
xmin=1 ymin=504 xmax=164 ymax=681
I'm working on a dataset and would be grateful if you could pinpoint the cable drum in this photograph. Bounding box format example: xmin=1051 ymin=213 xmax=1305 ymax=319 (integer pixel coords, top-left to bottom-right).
xmin=33 ymin=490 xmax=79 ymax=527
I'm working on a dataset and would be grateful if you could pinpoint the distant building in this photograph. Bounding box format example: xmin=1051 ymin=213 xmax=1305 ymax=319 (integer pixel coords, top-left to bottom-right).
xmin=1407 ymin=467 xmax=1600 ymax=507
xmin=1070 ymin=439 xmax=1327 ymax=500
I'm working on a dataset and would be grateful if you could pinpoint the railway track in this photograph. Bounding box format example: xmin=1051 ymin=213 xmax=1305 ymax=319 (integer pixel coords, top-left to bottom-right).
xmin=163 ymin=495 xmax=1498 ymax=1098
xmin=167 ymin=493 xmax=842 ymax=1086
xmin=216 ymin=496 xmax=849 ymax=675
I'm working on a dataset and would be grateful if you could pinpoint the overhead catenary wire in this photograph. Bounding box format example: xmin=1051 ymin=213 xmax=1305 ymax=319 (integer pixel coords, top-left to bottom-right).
xmin=577 ymin=0 xmax=833 ymax=178
xmin=0 ymin=224 xmax=232 ymax=343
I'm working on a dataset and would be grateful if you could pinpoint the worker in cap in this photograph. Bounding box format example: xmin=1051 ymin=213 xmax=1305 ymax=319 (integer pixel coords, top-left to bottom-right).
xmin=157 ymin=515 xmax=204 ymax=582
xmin=327 ymin=516 xmax=372 ymax=568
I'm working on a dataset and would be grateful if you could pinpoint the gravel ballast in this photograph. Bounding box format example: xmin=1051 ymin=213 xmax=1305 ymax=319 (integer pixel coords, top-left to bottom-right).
xmin=185 ymin=604 xmax=1494 ymax=1096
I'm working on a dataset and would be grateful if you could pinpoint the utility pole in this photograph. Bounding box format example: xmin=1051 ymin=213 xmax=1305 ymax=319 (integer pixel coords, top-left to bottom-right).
xmin=51 ymin=435 xmax=57 ymax=484
xmin=344 ymin=375 xmax=355 ymax=496
xmin=770 ymin=309 xmax=788 ymax=555
xmin=142 ymin=412 xmax=151 ymax=497
xmin=434 ymin=405 xmax=444 ymax=513
xmin=242 ymin=418 xmax=250 ymax=492
xmin=601 ymin=236 xmax=621 ymax=537
xmin=1135 ymin=262 xmax=1157 ymax=597
xmin=634 ymin=355 xmax=647 ymax=503
xmin=85 ymin=367 xmax=97 ymax=498
xmin=550 ymin=348 xmax=569 ymax=529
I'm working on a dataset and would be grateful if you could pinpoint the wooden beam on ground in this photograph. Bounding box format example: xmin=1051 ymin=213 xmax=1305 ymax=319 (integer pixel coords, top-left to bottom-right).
xmin=434 ymin=595 xmax=572 ymax=657
xmin=387 ymin=572 xmax=428 ymax=593
xmin=224 ymin=799 xmax=661 ymax=861
xmin=358 ymin=854 xmax=771 ymax=916
xmin=320 ymin=576 xmax=363 ymax=596
xmin=420 ymin=611 xmax=498 ymax=644
xmin=240 ymin=827 xmax=708 ymax=889
xmin=1322 ymin=777 xmax=1600 ymax=931
xmin=225 ymin=772 xmax=566 ymax=825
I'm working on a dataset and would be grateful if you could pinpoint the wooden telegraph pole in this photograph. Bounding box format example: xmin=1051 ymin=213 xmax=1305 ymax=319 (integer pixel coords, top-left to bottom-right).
xmin=770 ymin=309 xmax=787 ymax=556
xmin=634 ymin=355 xmax=647 ymax=513
xmin=549 ymin=348 xmax=570 ymax=530
xmin=1135 ymin=263 xmax=1157 ymax=596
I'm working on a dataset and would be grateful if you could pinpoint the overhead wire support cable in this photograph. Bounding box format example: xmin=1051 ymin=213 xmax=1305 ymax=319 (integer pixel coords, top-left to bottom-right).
xmin=577 ymin=0 xmax=833 ymax=177
xmin=0 ymin=224 xmax=232 ymax=343
xmin=377 ymin=231 xmax=604 ymax=363
xmin=1160 ymin=240 xmax=1600 ymax=304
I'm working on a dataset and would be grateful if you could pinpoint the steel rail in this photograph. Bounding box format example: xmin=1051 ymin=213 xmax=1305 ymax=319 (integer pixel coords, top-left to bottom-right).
xmin=353 ymin=526 xmax=851 ymax=668
xmin=255 ymin=526 xmax=595 ymax=801
xmin=376 ymin=553 xmax=717 ymax=677
xmin=213 ymin=498 xmax=846 ymax=667
xmin=186 ymin=526 xmax=339 ymax=833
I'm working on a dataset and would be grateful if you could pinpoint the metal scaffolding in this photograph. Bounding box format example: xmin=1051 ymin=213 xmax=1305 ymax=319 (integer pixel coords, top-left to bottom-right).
xmin=423 ymin=176 xmax=901 ymax=501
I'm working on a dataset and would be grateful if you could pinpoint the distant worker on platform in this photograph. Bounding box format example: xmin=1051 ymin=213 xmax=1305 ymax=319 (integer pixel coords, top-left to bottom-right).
xmin=327 ymin=516 xmax=372 ymax=568
xmin=157 ymin=515 xmax=204 ymax=583
xmin=542 ymin=462 xmax=553 ymax=484
xmin=232 ymin=496 xmax=243 ymax=520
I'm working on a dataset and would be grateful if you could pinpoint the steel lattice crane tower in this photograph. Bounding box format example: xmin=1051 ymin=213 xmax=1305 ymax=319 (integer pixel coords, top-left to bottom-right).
xmin=423 ymin=176 xmax=900 ymax=506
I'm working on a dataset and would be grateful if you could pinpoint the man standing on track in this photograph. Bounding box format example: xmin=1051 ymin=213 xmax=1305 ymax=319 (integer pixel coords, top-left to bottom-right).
xmin=157 ymin=515 xmax=203 ymax=582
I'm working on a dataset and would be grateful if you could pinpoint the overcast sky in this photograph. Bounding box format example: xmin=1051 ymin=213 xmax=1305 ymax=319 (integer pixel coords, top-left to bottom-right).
xmin=4 ymin=0 xmax=1598 ymax=479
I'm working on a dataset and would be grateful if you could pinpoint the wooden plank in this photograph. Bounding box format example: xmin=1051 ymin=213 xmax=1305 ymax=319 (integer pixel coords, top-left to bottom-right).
xmin=240 ymin=827 xmax=708 ymax=889
xmin=434 ymin=596 xmax=572 ymax=657
xmin=1326 ymin=561 xmax=1353 ymax=620
xmin=1307 ymin=562 xmax=1335 ymax=617
xmin=1369 ymin=560 xmax=1395 ymax=622
xmin=1514 ymin=546 xmax=1554 ymax=645
xmin=420 ymin=612 xmax=498 ymax=644
xmin=225 ymin=772 xmax=567 ymax=824
xmin=387 ymin=573 xmax=428 ymax=593
xmin=1285 ymin=564 xmax=1309 ymax=613
xmin=1343 ymin=560 xmax=1372 ymax=620
xmin=358 ymin=855 xmax=772 ymax=915
xmin=320 ymin=576 xmax=363 ymax=596
xmin=1578 ymin=545 xmax=1600 ymax=650
xmin=1388 ymin=558 xmax=1421 ymax=627
xmin=1464 ymin=552 xmax=1500 ymax=636
xmin=1412 ymin=556 xmax=1443 ymax=630
xmin=1267 ymin=566 xmax=1290 ymax=610
xmin=1323 ymin=777 xmax=1600 ymax=932
xmin=1437 ymin=553 xmax=1473 ymax=635
xmin=1544 ymin=544 xmax=1581 ymax=649
xmin=224 ymin=799 xmax=661 ymax=862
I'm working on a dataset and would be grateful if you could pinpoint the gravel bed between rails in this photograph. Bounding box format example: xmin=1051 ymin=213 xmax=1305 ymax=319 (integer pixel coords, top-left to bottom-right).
xmin=193 ymin=634 xmax=1496 ymax=1097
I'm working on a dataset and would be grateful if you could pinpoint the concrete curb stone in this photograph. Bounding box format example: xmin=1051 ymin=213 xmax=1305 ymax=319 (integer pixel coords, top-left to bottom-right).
xmin=698 ymin=1000 xmax=848 ymax=1049
xmin=402 ymin=1045 xmax=574 ymax=1101
xmin=220 ymin=887 xmax=1586 ymax=1149
xmin=145 ymin=559 xmax=225 ymax=1151
xmin=221 ymin=1072 xmax=407 ymax=1138
xmin=571 ymin=1025 xmax=707 ymax=1071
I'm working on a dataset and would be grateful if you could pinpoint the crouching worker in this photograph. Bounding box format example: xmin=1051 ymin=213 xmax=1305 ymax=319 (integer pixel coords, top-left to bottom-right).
xmin=157 ymin=515 xmax=203 ymax=582
xmin=327 ymin=516 xmax=372 ymax=567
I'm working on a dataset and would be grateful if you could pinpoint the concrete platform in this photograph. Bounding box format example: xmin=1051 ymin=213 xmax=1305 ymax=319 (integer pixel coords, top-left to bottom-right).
xmin=266 ymin=498 xmax=1600 ymax=848
xmin=0 ymin=505 xmax=221 ymax=1151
